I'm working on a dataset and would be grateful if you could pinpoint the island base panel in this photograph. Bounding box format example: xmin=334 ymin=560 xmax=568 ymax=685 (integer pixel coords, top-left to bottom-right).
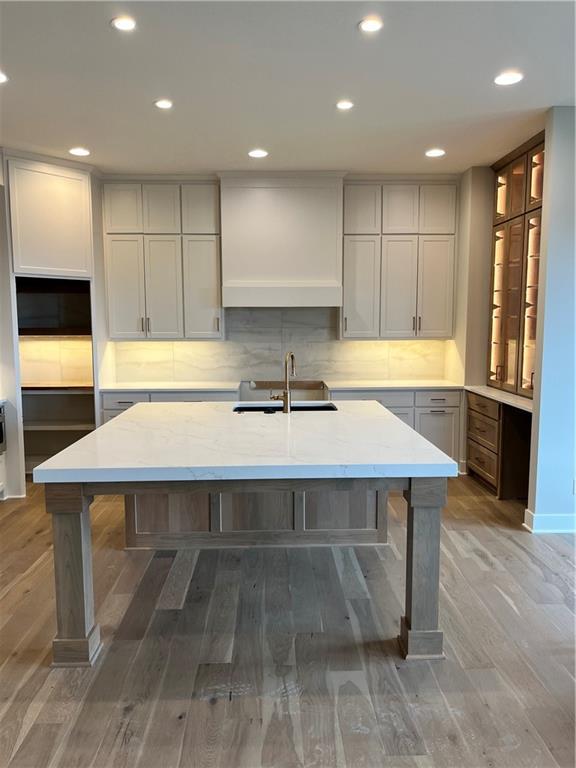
xmin=124 ymin=489 xmax=388 ymax=548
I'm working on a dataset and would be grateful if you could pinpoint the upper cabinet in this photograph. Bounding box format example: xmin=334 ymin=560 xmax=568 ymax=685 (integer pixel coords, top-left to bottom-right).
xmin=181 ymin=184 xmax=220 ymax=234
xmin=142 ymin=185 xmax=181 ymax=233
xmin=343 ymin=185 xmax=381 ymax=234
xmin=341 ymin=181 xmax=457 ymax=339
xmin=105 ymin=234 xmax=146 ymax=339
xmin=418 ymin=185 xmax=457 ymax=233
xmin=8 ymin=159 xmax=93 ymax=277
xmin=103 ymin=184 xmax=143 ymax=233
xmin=143 ymin=236 xmax=184 ymax=338
xmin=382 ymin=185 xmax=419 ymax=234
xmin=104 ymin=183 xmax=218 ymax=234
xmin=343 ymin=182 xmax=455 ymax=236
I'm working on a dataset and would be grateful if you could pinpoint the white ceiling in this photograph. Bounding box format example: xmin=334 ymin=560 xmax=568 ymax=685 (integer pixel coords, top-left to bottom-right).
xmin=0 ymin=1 xmax=573 ymax=174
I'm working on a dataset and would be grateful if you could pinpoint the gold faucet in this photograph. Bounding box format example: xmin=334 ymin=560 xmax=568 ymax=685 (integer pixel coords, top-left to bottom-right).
xmin=271 ymin=351 xmax=296 ymax=413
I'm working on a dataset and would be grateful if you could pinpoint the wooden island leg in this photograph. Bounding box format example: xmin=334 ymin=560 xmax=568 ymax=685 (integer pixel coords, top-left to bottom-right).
xmin=45 ymin=484 xmax=102 ymax=666
xmin=398 ymin=477 xmax=446 ymax=659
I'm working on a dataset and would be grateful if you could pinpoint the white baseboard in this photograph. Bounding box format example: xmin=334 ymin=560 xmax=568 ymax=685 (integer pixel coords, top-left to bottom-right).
xmin=524 ymin=507 xmax=576 ymax=533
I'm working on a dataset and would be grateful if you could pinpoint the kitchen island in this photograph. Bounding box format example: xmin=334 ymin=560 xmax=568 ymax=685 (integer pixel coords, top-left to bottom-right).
xmin=34 ymin=400 xmax=457 ymax=666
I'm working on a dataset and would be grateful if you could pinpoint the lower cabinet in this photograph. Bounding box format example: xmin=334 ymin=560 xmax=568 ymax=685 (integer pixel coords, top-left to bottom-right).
xmin=331 ymin=388 xmax=462 ymax=463
xmin=124 ymin=489 xmax=388 ymax=548
xmin=414 ymin=407 xmax=459 ymax=461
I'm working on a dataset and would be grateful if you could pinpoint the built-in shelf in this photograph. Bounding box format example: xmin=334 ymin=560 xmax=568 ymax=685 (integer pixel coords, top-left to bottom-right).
xmin=23 ymin=422 xmax=95 ymax=432
xmin=21 ymin=387 xmax=95 ymax=473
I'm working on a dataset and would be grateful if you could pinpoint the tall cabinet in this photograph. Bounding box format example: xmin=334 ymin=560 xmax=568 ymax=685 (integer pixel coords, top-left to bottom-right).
xmin=488 ymin=136 xmax=544 ymax=398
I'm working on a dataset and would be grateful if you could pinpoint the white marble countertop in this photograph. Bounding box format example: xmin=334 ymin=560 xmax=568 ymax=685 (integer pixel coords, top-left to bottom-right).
xmin=325 ymin=379 xmax=462 ymax=391
xmin=33 ymin=400 xmax=458 ymax=484
xmin=98 ymin=381 xmax=241 ymax=393
xmin=465 ymin=385 xmax=533 ymax=413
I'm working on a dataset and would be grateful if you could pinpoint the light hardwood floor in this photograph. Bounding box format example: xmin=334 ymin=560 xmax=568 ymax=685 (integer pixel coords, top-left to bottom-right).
xmin=0 ymin=477 xmax=574 ymax=768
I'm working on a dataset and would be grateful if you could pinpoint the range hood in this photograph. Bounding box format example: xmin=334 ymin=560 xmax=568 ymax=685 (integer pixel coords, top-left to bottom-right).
xmin=219 ymin=174 xmax=344 ymax=307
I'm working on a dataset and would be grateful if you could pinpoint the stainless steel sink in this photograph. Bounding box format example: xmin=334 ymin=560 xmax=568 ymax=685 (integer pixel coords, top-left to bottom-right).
xmin=233 ymin=401 xmax=337 ymax=414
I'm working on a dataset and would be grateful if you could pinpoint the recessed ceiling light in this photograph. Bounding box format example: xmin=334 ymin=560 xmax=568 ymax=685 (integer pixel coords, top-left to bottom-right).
xmin=111 ymin=16 xmax=136 ymax=32
xmin=154 ymin=99 xmax=173 ymax=110
xmin=359 ymin=16 xmax=383 ymax=33
xmin=0 ymin=71 xmax=8 ymax=84
xmin=248 ymin=149 xmax=268 ymax=158
xmin=494 ymin=70 xmax=524 ymax=86
xmin=69 ymin=147 xmax=91 ymax=157
xmin=425 ymin=148 xmax=446 ymax=158
xmin=336 ymin=99 xmax=354 ymax=111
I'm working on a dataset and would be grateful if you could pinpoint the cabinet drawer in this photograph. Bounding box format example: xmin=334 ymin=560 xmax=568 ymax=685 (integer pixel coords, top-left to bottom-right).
xmin=415 ymin=390 xmax=461 ymax=407
xmin=101 ymin=392 xmax=150 ymax=409
xmin=467 ymin=439 xmax=498 ymax=487
xmin=150 ymin=391 xmax=237 ymax=402
xmin=467 ymin=392 xmax=500 ymax=420
xmin=467 ymin=411 xmax=499 ymax=453
xmin=101 ymin=409 xmax=121 ymax=423
xmin=331 ymin=390 xmax=414 ymax=406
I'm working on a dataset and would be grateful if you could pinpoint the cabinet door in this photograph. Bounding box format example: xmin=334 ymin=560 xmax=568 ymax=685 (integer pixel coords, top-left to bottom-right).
xmin=418 ymin=185 xmax=456 ymax=233
xmin=494 ymin=158 xmax=527 ymax=223
xmin=388 ymin=407 xmax=415 ymax=429
xmin=415 ymin=407 xmax=459 ymax=460
xmin=181 ymin=184 xmax=220 ymax=233
xmin=488 ymin=225 xmax=506 ymax=388
xmin=343 ymin=185 xmax=381 ymax=234
xmin=342 ymin=236 xmax=381 ymax=338
xmin=501 ymin=218 xmax=524 ymax=392
xmin=416 ymin=235 xmax=455 ymax=338
xmin=381 ymin=185 xmax=419 ymax=233
xmin=143 ymin=236 xmax=184 ymax=338
xmin=9 ymin=159 xmax=92 ymax=277
xmin=105 ymin=235 xmax=146 ymax=339
xmin=104 ymin=184 xmax=143 ymax=233
xmin=183 ymin=235 xmax=223 ymax=339
xmin=526 ymin=145 xmax=545 ymax=211
xmin=143 ymin=184 xmax=181 ymax=233
xmin=518 ymin=213 xmax=540 ymax=397
xmin=380 ymin=236 xmax=418 ymax=338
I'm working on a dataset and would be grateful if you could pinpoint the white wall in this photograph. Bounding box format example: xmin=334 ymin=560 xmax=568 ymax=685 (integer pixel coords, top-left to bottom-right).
xmin=0 ymin=162 xmax=26 ymax=498
xmin=445 ymin=167 xmax=493 ymax=385
xmin=526 ymin=107 xmax=576 ymax=532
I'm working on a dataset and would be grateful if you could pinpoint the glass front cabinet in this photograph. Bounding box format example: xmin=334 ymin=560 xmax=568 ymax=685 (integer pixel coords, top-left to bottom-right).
xmin=488 ymin=136 xmax=544 ymax=399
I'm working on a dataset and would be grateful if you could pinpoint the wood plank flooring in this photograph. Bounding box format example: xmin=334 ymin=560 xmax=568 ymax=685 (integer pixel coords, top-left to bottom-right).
xmin=0 ymin=477 xmax=574 ymax=768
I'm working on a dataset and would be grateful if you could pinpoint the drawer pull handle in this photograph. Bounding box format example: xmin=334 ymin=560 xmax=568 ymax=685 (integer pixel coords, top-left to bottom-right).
xmin=476 ymin=428 xmax=487 ymax=434
xmin=430 ymin=409 xmax=446 ymax=413
xmin=475 ymin=457 xmax=486 ymax=465
xmin=117 ymin=401 xmax=134 ymax=405
xmin=431 ymin=398 xmax=446 ymax=401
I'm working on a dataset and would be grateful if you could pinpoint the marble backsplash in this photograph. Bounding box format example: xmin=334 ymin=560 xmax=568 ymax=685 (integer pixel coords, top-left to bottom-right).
xmin=112 ymin=308 xmax=448 ymax=383
xmin=19 ymin=337 xmax=94 ymax=386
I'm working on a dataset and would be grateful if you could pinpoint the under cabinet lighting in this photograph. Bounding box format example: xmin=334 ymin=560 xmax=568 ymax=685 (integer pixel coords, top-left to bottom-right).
xmin=425 ymin=148 xmax=446 ymax=158
xmin=359 ymin=16 xmax=383 ymax=33
xmin=336 ymin=99 xmax=354 ymax=111
xmin=494 ymin=70 xmax=524 ymax=86
xmin=248 ymin=148 xmax=268 ymax=158
xmin=69 ymin=147 xmax=91 ymax=157
xmin=0 ymin=71 xmax=8 ymax=84
xmin=154 ymin=99 xmax=173 ymax=110
xmin=111 ymin=16 xmax=136 ymax=32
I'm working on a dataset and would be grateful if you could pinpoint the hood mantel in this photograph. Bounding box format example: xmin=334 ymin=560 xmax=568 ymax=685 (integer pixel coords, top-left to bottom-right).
xmin=219 ymin=174 xmax=344 ymax=307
